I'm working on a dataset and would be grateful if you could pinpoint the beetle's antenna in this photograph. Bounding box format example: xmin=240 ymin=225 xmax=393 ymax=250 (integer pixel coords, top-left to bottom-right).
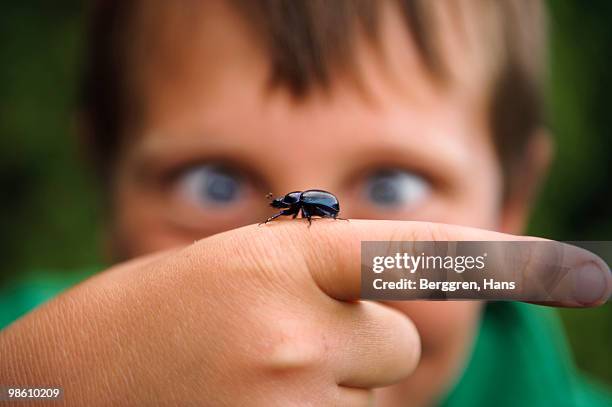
xmin=266 ymin=192 xmax=274 ymax=200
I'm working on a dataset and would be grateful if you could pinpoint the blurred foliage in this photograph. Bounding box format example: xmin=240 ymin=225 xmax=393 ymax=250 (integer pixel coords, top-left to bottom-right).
xmin=0 ymin=0 xmax=610 ymax=385
xmin=0 ymin=1 xmax=101 ymax=276
xmin=531 ymin=0 xmax=612 ymax=386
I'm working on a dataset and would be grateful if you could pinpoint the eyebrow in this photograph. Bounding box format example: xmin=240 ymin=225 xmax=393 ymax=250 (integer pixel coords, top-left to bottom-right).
xmin=339 ymin=129 xmax=476 ymax=186
xmin=129 ymin=125 xmax=476 ymax=192
xmin=127 ymin=132 xmax=268 ymax=180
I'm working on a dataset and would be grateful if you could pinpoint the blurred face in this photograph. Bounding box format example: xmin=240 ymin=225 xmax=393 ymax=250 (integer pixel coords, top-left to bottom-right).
xmin=110 ymin=1 xmax=509 ymax=405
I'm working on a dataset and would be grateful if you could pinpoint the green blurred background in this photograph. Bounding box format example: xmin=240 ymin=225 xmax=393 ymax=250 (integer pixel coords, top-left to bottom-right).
xmin=0 ymin=0 xmax=611 ymax=384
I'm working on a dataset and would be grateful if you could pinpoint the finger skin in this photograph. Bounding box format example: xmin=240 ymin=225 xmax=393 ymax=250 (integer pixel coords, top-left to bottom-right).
xmin=252 ymin=219 xmax=611 ymax=306
xmin=331 ymin=301 xmax=421 ymax=388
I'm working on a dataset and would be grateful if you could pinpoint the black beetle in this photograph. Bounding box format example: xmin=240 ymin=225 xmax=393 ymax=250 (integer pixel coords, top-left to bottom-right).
xmin=260 ymin=189 xmax=345 ymax=225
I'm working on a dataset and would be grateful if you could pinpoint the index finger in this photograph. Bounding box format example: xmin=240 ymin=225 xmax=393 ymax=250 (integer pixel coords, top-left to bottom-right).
xmin=254 ymin=219 xmax=611 ymax=307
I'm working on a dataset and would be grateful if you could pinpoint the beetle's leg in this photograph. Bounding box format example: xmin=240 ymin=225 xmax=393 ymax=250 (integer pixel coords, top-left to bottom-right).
xmin=333 ymin=214 xmax=350 ymax=221
xmin=259 ymin=212 xmax=283 ymax=225
xmin=289 ymin=205 xmax=300 ymax=219
xmin=301 ymin=206 xmax=313 ymax=227
xmin=308 ymin=205 xmax=339 ymax=220
xmin=308 ymin=205 xmax=346 ymax=222
xmin=259 ymin=208 xmax=295 ymax=225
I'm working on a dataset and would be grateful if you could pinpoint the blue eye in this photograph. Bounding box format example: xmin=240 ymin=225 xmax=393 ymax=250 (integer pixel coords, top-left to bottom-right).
xmin=364 ymin=170 xmax=430 ymax=208
xmin=179 ymin=165 xmax=243 ymax=206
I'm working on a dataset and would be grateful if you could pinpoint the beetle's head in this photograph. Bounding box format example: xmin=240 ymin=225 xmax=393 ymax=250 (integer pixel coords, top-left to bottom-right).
xmin=267 ymin=191 xmax=301 ymax=208
xmin=270 ymin=197 xmax=286 ymax=208
xmin=267 ymin=192 xmax=288 ymax=208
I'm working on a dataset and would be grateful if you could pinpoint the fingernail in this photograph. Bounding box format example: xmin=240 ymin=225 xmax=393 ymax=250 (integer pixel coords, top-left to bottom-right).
xmin=573 ymin=262 xmax=610 ymax=305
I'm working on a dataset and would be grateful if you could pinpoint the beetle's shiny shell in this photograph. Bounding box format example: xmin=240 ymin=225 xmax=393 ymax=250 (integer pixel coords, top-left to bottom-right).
xmin=300 ymin=190 xmax=340 ymax=212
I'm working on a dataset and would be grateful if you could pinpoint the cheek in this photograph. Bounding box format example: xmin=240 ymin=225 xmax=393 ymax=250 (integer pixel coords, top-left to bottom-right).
xmin=110 ymin=186 xmax=182 ymax=260
xmin=427 ymin=149 xmax=502 ymax=229
xmin=109 ymin=171 xmax=202 ymax=260
xmin=430 ymin=183 xmax=501 ymax=229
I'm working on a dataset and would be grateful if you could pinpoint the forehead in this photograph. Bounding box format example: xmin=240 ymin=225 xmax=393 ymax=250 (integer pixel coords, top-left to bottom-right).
xmin=125 ymin=1 xmax=497 ymax=192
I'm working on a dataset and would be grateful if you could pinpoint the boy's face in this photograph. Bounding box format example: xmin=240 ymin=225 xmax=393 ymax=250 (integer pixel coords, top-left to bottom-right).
xmin=108 ymin=1 xmax=527 ymax=404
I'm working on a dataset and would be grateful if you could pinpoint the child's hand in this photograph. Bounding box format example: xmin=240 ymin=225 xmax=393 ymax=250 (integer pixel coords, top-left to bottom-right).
xmin=1 ymin=220 xmax=609 ymax=406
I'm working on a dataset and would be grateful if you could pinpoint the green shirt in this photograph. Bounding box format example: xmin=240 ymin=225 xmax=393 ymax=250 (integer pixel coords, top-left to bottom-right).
xmin=1 ymin=271 xmax=610 ymax=406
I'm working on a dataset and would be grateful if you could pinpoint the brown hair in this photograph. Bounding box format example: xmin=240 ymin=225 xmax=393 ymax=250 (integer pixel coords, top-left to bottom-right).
xmin=81 ymin=0 xmax=546 ymax=195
